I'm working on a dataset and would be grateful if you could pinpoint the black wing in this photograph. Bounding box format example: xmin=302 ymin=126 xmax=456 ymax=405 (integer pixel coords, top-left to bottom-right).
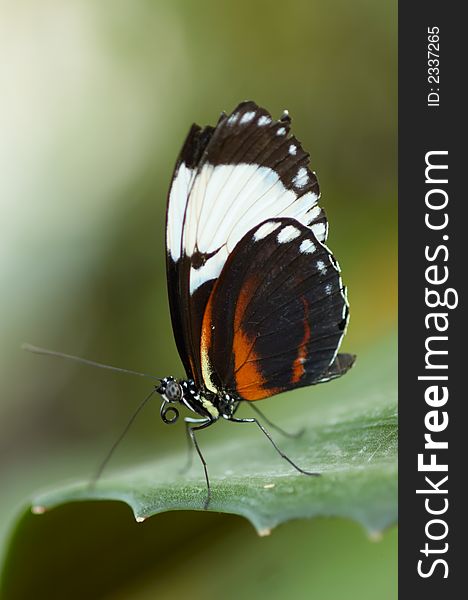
xmin=166 ymin=101 xmax=329 ymax=385
xmin=199 ymin=218 xmax=353 ymax=400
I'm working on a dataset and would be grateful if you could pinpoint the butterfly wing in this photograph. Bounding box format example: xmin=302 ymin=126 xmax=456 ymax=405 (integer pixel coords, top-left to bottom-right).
xmin=166 ymin=101 xmax=330 ymax=385
xmin=165 ymin=123 xmax=216 ymax=379
xmin=199 ymin=218 xmax=353 ymax=400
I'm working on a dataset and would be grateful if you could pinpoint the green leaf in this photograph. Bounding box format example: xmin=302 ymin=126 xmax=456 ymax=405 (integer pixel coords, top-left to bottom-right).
xmin=29 ymin=336 xmax=396 ymax=534
xmin=1 ymin=335 xmax=396 ymax=596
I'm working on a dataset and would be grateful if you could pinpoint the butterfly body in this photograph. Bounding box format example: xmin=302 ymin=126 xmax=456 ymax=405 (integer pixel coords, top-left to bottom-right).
xmin=157 ymin=376 xmax=240 ymax=424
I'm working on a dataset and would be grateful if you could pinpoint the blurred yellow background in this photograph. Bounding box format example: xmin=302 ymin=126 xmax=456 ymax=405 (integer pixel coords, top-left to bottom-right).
xmin=0 ymin=0 xmax=397 ymax=598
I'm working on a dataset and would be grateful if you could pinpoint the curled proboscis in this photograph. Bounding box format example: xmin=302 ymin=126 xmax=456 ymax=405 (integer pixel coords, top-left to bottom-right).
xmin=160 ymin=402 xmax=179 ymax=424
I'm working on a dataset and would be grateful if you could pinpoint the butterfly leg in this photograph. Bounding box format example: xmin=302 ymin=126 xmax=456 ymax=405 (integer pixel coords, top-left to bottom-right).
xmin=179 ymin=417 xmax=208 ymax=474
xmin=247 ymin=404 xmax=305 ymax=439
xmin=229 ymin=417 xmax=319 ymax=476
xmin=184 ymin=418 xmax=215 ymax=509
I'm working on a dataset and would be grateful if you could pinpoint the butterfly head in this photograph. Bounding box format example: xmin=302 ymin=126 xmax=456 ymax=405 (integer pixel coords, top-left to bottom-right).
xmin=156 ymin=376 xmax=183 ymax=424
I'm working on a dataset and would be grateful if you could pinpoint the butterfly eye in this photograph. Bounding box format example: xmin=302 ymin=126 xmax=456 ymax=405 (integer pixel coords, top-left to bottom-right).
xmin=165 ymin=380 xmax=182 ymax=402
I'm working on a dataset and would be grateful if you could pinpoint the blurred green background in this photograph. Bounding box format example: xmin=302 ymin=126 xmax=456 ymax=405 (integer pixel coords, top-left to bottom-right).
xmin=0 ymin=0 xmax=397 ymax=598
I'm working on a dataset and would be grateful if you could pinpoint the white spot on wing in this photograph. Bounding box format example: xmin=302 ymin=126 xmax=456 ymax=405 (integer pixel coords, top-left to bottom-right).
xmin=277 ymin=127 xmax=286 ymax=136
xmin=277 ymin=225 xmax=300 ymax=244
xmin=300 ymin=239 xmax=316 ymax=254
xmin=240 ymin=111 xmax=255 ymax=124
xmin=293 ymin=167 xmax=309 ymax=188
xmin=316 ymin=259 xmax=327 ymax=275
xmin=227 ymin=113 xmax=239 ymax=125
xmin=289 ymin=144 xmax=297 ymax=155
xmin=258 ymin=115 xmax=271 ymax=126
xmin=254 ymin=221 xmax=281 ymax=241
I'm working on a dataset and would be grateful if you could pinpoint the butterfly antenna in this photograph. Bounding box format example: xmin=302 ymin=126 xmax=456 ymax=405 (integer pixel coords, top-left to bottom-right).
xmin=22 ymin=343 xmax=161 ymax=381
xmin=89 ymin=388 xmax=158 ymax=489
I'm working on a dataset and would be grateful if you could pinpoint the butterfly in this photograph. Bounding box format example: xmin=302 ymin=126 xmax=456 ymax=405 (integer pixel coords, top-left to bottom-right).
xmin=157 ymin=101 xmax=355 ymax=507
xmin=25 ymin=101 xmax=354 ymax=509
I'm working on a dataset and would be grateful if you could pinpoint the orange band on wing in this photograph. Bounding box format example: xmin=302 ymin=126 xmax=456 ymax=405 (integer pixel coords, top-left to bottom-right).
xmin=232 ymin=274 xmax=280 ymax=400
xmin=233 ymin=330 xmax=267 ymax=400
